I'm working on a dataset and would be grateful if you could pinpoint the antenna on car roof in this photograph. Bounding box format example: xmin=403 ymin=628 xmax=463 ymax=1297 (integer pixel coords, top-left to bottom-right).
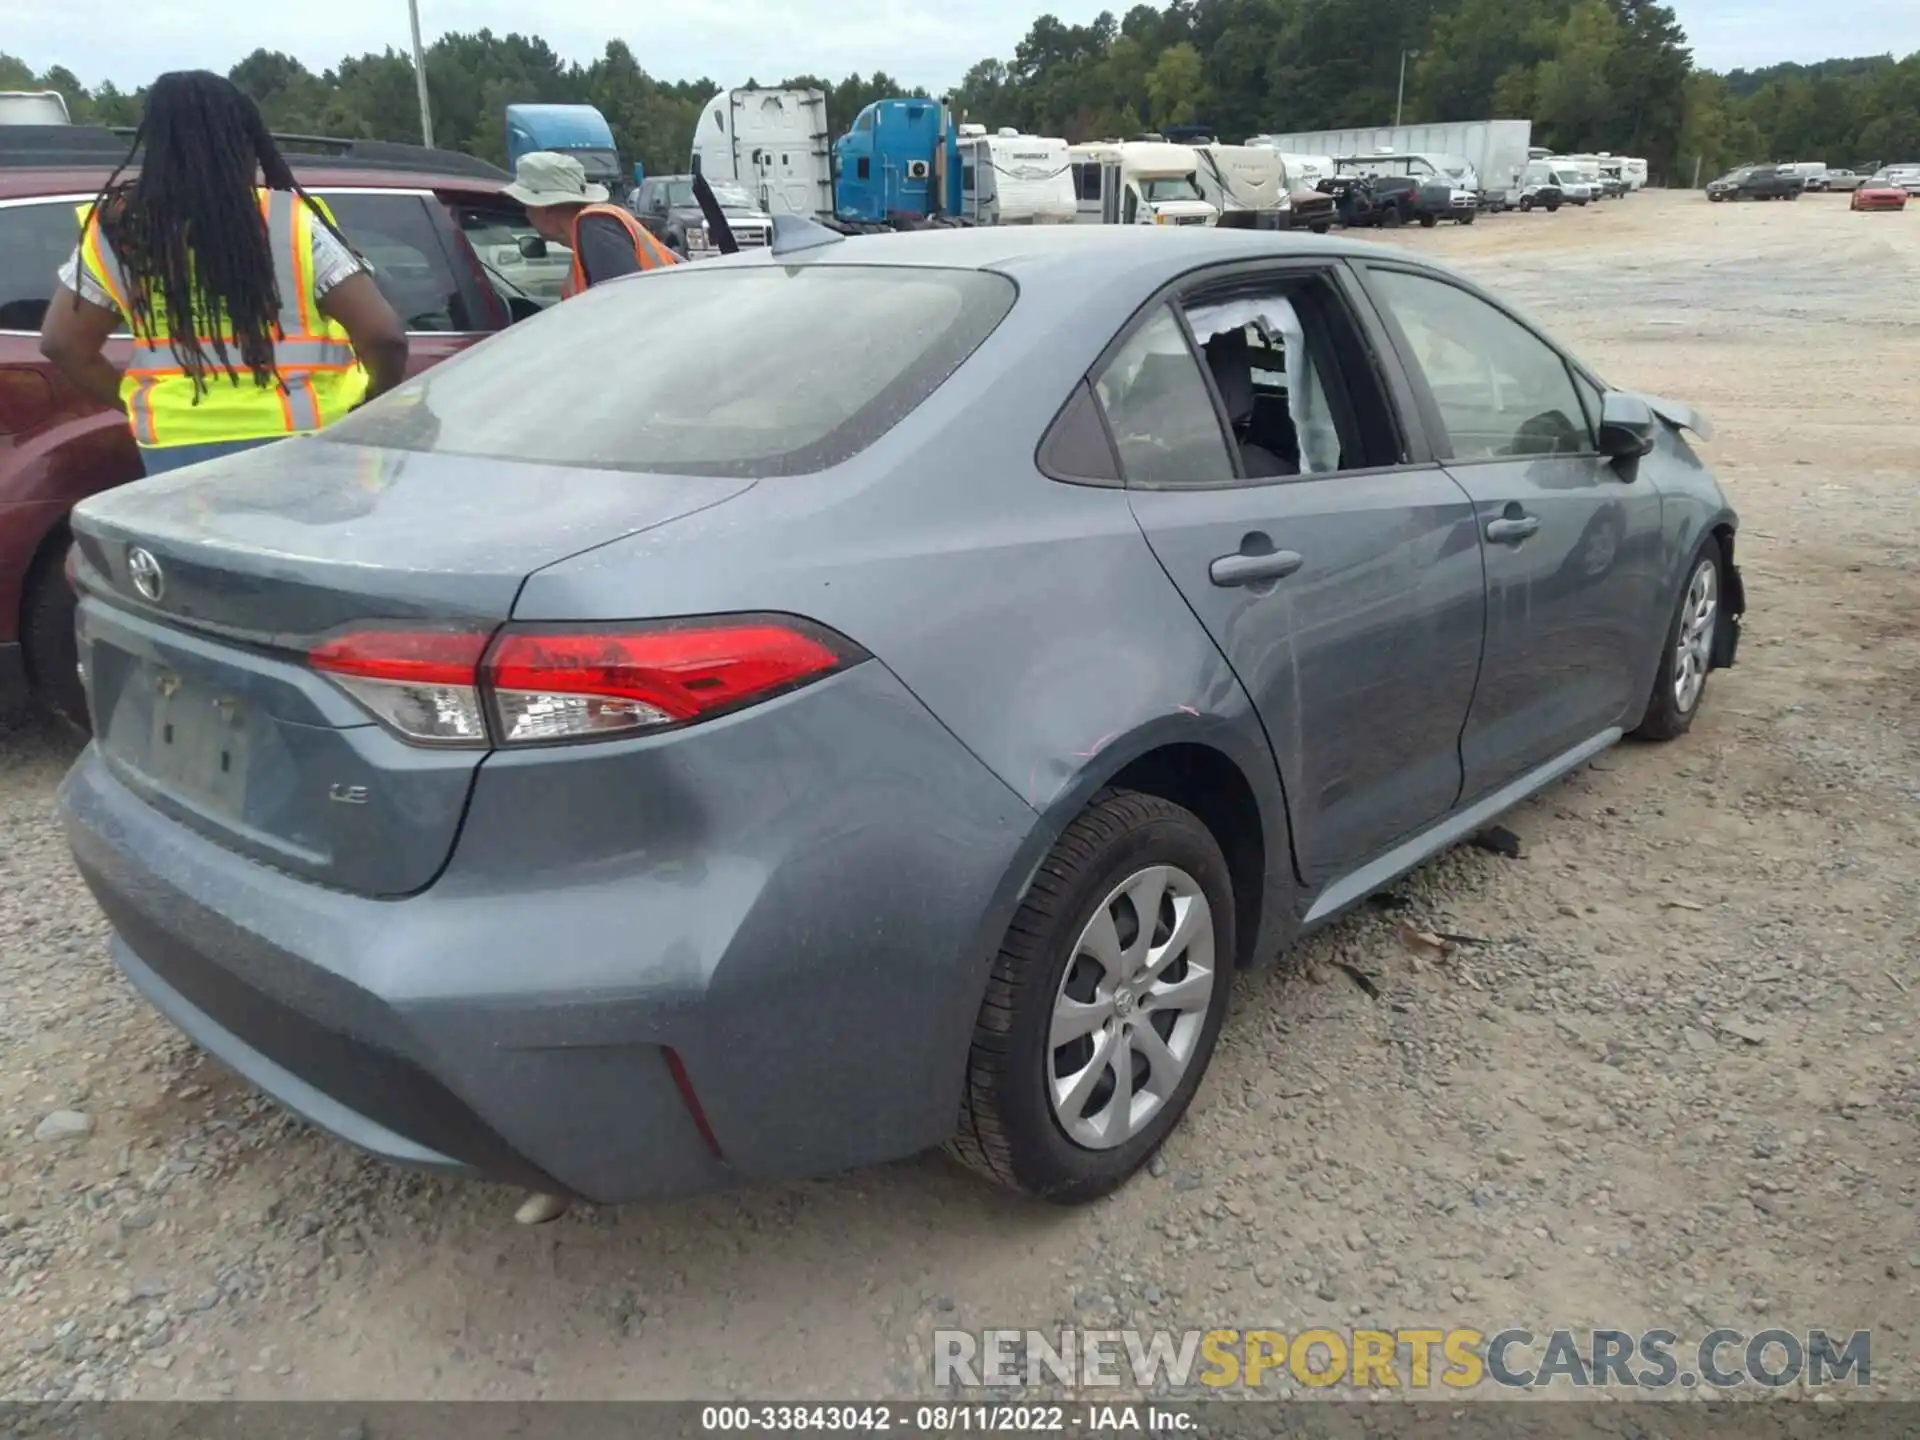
xmin=768 ymin=213 xmax=845 ymax=257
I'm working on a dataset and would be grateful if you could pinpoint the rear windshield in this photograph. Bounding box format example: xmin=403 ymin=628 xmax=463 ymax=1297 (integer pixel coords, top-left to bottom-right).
xmin=323 ymin=264 xmax=1017 ymax=477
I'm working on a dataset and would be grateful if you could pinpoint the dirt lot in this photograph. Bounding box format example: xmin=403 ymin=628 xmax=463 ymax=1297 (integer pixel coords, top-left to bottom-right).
xmin=2 ymin=188 xmax=1916 ymax=1404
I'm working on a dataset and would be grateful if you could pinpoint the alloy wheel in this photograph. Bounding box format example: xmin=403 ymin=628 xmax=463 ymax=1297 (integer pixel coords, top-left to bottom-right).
xmin=1048 ymin=865 xmax=1216 ymax=1150
xmin=1673 ymin=559 xmax=1718 ymax=712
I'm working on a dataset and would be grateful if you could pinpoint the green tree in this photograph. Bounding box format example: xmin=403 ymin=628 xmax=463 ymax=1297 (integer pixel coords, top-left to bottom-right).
xmin=1146 ymin=42 xmax=1205 ymax=128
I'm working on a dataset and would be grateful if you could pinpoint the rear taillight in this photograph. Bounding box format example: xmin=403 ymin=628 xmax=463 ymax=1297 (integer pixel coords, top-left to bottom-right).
xmin=309 ymin=616 xmax=862 ymax=748
xmin=309 ymin=629 xmax=493 ymax=747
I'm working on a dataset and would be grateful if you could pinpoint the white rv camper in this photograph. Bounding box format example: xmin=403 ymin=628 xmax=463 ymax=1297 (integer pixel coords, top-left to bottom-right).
xmin=690 ymin=87 xmax=834 ymax=219
xmin=1067 ymin=141 xmax=1217 ymax=226
xmin=956 ymin=128 xmax=1076 ymax=224
xmin=1192 ymin=143 xmax=1290 ymax=225
xmin=1244 ymin=140 xmax=1335 ymax=189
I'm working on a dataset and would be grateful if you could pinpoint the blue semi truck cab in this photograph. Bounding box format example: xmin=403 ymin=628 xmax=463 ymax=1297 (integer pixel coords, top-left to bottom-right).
xmin=833 ymin=98 xmax=962 ymax=224
xmin=504 ymin=104 xmax=622 ymax=192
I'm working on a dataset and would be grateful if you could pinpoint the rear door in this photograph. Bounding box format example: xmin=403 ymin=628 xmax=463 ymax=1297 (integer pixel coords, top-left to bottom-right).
xmin=1112 ymin=260 xmax=1487 ymax=886
xmin=310 ymin=188 xmax=507 ymax=375
xmin=1356 ymin=261 xmax=1663 ymax=801
xmin=0 ymin=193 xmax=145 ymax=515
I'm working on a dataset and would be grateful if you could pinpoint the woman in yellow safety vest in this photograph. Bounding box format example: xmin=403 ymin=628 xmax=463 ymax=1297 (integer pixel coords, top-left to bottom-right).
xmin=38 ymin=70 xmax=410 ymax=475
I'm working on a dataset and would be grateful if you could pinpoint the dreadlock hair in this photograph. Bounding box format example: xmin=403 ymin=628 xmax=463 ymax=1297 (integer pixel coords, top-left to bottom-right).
xmin=87 ymin=70 xmax=358 ymax=399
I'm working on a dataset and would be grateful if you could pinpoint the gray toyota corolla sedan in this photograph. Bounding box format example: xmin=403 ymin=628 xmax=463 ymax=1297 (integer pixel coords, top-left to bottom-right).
xmin=59 ymin=224 xmax=1743 ymax=1205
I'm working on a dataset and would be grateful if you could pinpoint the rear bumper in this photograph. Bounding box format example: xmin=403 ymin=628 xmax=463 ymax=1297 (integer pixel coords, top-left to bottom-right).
xmin=60 ymin=661 xmax=1037 ymax=1202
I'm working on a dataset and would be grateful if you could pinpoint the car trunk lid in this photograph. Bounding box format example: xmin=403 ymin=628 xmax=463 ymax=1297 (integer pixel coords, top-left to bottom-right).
xmin=69 ymin=437 xmax=753 ymax=896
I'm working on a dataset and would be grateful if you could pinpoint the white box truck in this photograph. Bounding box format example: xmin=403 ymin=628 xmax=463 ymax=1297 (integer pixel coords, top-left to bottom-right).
xmin=691 ymin=87 xmax=834 ymax=220
xmin=1243 ymin=119 xmax=1532 ymax=209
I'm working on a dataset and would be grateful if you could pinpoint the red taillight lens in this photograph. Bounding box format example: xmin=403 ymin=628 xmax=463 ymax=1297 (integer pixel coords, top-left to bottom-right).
xmin=309 ymin=628 xmax=492 ymax=747
xmin=309 ymin=617 xmax=862 ymax=748
xmin=488 ymin=619 xmax=858 ymax=745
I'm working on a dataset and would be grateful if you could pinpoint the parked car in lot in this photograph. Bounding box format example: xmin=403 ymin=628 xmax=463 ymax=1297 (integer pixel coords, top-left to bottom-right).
xmin=1851 ymin=178 xmax=1909 ymax=212
xmin=1327 ymin=153 xmax=1477 ymax=226
xmin=1548 ymin=165 xmax=1597 ymax=205
xmin=1517 ymin=162 xmax=1565 ymax=212
xmin=1804 ymin=168 xmax=1864 ymax=192
xmin=57 ymin=224 xmax=1745 ymax=1205
xmin=630 ymin=173 xmax=772 ymax=258
xmin=1877 ymin=165 xmax=1920 ymax=195
xmin=0 ymin=124 xmax=544 ymax=729
xmin=1281 ymin=182 xmax=1338 ymax=234
xmin=1705 ymin=165 xmax=1803 ymax=201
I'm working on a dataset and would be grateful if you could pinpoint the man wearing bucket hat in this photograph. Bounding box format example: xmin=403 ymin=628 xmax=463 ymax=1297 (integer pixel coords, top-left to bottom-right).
xmin=504 ymin=151 xmax=681 ymax=298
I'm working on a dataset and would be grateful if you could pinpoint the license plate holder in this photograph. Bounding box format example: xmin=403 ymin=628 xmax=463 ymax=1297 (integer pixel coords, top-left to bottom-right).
xmin=146 ymin=673 xmax=252 ymax=815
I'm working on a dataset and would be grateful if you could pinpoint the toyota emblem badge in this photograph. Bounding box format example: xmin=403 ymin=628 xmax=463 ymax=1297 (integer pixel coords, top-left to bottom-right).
xmin=127 ymin=546 xmax=165 ymax=603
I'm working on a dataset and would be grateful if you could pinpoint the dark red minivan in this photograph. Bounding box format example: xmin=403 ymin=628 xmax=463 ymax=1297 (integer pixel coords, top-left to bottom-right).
xmin=0 ymin=124 xmax=554 ymax=727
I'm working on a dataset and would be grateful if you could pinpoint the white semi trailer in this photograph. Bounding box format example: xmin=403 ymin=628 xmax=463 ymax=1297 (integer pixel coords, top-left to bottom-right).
xmin=1244 ymin=119 xmax=1532 ymax=209
xmin=690 ymin=87 xmax=834 ymax=220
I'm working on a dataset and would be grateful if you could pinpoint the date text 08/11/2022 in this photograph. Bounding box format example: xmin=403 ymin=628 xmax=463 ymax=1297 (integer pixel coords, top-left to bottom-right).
xmin=700 ymin=1403 xmax=1194 ymax=1432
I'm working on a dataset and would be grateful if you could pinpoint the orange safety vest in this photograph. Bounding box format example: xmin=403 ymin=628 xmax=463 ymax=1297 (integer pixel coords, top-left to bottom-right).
xmin=75 ymin=188 xmax=368 ymax=449
xmin=560 ymin=204 xmax=681 ymax=298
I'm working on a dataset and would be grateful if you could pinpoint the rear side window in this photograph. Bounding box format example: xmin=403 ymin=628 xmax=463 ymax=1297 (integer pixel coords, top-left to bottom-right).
xmin=0 ymin=201 xmax=79 ymax=331
xmin=325 ymin=264 xmax=1016 ymax=477
xmin=1092 ymin=304 xmax=1235 ymax=487
xmin=317 ymin=192 xmax=471 ymax=332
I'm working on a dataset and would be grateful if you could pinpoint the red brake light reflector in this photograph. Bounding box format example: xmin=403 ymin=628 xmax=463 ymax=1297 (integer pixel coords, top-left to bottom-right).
xmin=310 ymin=629 xmax=490 ymax=686
xmin=309 ymin=628 xmax=492 ymax=747
xmin=487 ymin=619 xmax=859 ymax=745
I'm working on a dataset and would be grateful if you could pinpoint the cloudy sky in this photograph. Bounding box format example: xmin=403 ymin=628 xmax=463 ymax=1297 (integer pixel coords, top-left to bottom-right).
xmin=5 ymin=0 xmax=1914 ymax=94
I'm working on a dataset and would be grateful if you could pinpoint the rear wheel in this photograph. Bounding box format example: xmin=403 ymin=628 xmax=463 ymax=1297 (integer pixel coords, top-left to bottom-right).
xmin=22 ymin=535 xmax=87 ymax=733
xmin=1519 ymin=197 xmax=1533 ymax=212
xmin=1632 ymin=537 xmax=1723 ymax=742
xmin=1418 ymin=212 xmax=1438 ymax=228
xmin=948 ymin=789 xmax=1235 ymax=1202
xmin=1380 ymin=205 xmax=1404 ymax=228
xmin=1546 ymin=199 xmax=1561 ymax=212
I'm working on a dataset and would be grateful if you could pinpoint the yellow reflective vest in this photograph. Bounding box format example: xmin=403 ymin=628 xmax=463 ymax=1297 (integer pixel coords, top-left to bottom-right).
xmin=75 ymin=189 xmax=370 ymax=449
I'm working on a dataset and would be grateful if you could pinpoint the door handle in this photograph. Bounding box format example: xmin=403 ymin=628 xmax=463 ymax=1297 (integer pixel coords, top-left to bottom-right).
xmin=1485 ymin=515 xmax=1540 ymax=543
xmin=1209 ymin=550 xmax=1304 ymax=587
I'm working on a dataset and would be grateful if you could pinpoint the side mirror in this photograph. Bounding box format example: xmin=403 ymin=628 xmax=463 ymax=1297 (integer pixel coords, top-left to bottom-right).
xmin=1598 ymin=391 xmax=1657 ymax=459
xmin=517 ymin=234 xmax=549 ymax=261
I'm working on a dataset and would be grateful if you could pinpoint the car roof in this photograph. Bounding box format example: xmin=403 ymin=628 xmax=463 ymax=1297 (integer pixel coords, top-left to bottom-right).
xmin=0 ymin=124 xmax=510 ymax=202
xmin=707 ymin=221 xmax=1422 ymax=288
xmin=0 ymin=165 xmax=510 ymax=202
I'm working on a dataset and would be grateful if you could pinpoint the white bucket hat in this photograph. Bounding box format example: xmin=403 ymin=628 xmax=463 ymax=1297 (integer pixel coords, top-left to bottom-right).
xmin=502 ymin=151 xmax=610 ymax=208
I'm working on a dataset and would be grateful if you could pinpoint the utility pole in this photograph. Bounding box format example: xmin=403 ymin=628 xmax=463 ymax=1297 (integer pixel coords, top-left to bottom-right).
xmin=1395 ymin=49 xmax=1420 ymax=128
xmin=407 ymin=0 xmax=435 ymax=149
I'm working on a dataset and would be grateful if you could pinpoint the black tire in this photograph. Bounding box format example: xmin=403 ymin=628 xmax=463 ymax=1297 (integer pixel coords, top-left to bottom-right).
xmin=1380 ymin=205 xmax=1405 ymax=228
xmin=1546 ymin=199 xmax=1561 ymax=212
xmin=948 ymin=789 xmax=1237 ymax=1203
xmin=1310 ymin=221 xmax=1330 ymax=234
xmin=1631 ymin=536 xmax=1724 ymax=742
xmin=22 ymin=534 xmax=87 ymax=733
xmin=1519 ymin=197 xmax=1533 ymax=212
xmin=1784 ymin=189 xmax=1800 ymax=201
xmin=1459 ymin=211 xmax=1476 ymax=225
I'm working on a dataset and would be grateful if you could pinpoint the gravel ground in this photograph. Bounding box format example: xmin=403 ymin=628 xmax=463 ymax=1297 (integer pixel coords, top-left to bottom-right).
xmin=1 ymin=189 xmax=1916 ymax=1404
